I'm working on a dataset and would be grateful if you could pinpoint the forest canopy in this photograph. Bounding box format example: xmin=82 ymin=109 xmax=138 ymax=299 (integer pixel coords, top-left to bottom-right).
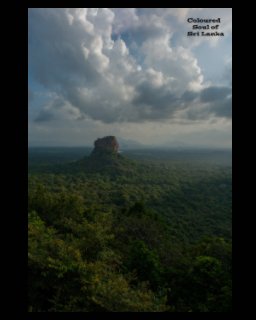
xmin=28 ymin=147 xmax=232 ymax=312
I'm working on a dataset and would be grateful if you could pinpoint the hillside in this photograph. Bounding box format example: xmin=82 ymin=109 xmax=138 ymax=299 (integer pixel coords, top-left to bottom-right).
xmin=28 ymin=137 xmax=232 ymax=312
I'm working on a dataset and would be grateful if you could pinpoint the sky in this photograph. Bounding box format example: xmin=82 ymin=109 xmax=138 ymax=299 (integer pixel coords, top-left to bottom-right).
xmin=28 ymin=8 xmax=232 ymax=148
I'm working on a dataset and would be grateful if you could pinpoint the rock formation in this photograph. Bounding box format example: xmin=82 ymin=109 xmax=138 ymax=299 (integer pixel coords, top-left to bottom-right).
xmin=67 ymin=135 xmax=135 ymax=175
xmin=91 ymin=136 xmax=119 ymax=156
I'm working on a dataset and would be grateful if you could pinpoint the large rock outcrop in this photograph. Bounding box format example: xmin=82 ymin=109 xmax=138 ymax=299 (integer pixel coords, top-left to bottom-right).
xmin=91 ymin=136 xmax=119 ymax=156
xmin=59 ymin=136 xmax=135 ymax=175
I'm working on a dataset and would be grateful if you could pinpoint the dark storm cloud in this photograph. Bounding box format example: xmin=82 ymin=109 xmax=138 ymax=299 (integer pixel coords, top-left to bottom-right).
xmin=210 ymin=95 xmax=232 ymax=118
xmin=200 ymin=86 xmax=232 ymax=119
xmin=132 ymin=81 xmax=181 ymax=120
xmin=35 ymin=110 xmax=56 ymax=122
xmin=133 ymin=83 xmax=232 ymax=121
xmin=200 ymin=86 xmax=231 ymax=102
xmin=181 ymin=90 xmax=199 ymax=102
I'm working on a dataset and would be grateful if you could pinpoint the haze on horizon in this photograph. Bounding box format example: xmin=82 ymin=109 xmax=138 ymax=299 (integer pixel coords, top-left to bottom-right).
xmin=28 ymin=8 xmax=232 ymax=148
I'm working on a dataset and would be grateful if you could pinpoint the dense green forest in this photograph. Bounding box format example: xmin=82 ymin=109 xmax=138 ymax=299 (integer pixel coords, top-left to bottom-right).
xmin=28 ymin=147 xmax=232 ymax=312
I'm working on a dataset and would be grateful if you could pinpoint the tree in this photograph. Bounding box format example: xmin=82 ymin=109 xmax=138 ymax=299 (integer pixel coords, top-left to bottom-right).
xmin=127 ymin=240 xmax=163 ymax=290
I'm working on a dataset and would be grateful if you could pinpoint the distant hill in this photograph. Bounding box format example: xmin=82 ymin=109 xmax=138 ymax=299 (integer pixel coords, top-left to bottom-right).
xmin=28 ymin=138 xmax=232 ymax=175
xmin=67 ymin=136 xmax=137 ymax=175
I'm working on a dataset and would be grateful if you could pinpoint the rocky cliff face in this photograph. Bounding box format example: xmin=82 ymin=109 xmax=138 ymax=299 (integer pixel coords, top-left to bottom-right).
xmin=91 ymin=136 xmax=119 ymax=156
xmin=69 ymin=135 xmax=135 ymax=175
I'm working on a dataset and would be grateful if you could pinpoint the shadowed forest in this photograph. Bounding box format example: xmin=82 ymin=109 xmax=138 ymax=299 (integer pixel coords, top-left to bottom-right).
xmin=28 ymin=146 xmax=232 ymax=312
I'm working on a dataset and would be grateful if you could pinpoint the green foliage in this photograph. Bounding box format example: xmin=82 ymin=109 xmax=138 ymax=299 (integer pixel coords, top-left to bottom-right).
xmin=127 ymin=240 xmax=163 ymax=290
xmin=166 ymin=238 xmax=232 ymax=312
xmin=28 ymin=148 xmax=232 ymax=312
xmin=185 ymin=255 xmax=230 ymax=312
xmin=28 ymin=208 xmax=168 ymax=312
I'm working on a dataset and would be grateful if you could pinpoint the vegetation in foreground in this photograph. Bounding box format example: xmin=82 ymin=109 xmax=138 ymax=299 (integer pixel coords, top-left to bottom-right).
xmin=28 ymin=148 xmax=232 ymax=312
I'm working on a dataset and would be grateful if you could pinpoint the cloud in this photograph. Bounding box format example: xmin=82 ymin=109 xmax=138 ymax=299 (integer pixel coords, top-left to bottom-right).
xmin=200 ymin=86 xmax=232 ymax=118
xmin=29 ymin=8 xmax=232 ymax=128
xmin=132 ymin=79 xmax=180 ymax=120
xmin=35 ymin=97 xmax=82 ymax=122
xmin=223 ymin=58 xmax=232 ymax=86
xmin=210 ymin=95 xmax=232 ymax=118
xmin=181 ymin=90 xmax=199 ymax=102
xmin=200 ymin=86 xmax=231 ymax=102
xmin=35 ymin=110 xmax=56 ymax=122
